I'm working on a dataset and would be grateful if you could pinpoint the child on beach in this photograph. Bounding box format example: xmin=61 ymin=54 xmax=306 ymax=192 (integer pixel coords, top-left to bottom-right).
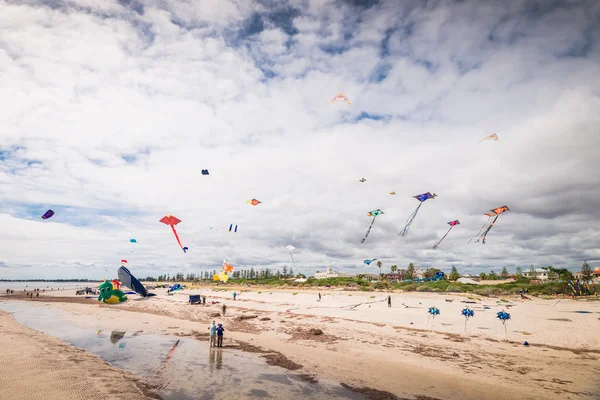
xmin=216 ymin=323 xmax=225 ymax=347
xmin=208 ymin=321 xmax=217 ymax=347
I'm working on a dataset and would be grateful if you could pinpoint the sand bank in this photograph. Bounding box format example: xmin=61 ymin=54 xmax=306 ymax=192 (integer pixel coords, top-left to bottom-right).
xmin=3 ymin=288 xmax=600 ymax=399
xmin=0 ymin=309 xmax=160 ymax=400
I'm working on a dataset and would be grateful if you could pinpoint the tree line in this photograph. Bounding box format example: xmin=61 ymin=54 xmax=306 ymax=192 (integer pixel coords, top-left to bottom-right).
xmin=156 ymin=266 xmax=302 ymax=282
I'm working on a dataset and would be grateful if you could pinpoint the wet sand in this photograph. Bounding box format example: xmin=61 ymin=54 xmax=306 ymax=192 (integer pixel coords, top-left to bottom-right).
xmin=0 ymin=309 xmax=160 ymax=400
xmin=2 ymin=288 xmax=600 ymax=399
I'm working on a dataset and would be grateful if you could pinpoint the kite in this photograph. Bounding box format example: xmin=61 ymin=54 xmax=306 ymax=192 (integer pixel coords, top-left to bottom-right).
xmin=433 ymin=220 xmax=460 ymax=249
xmin=247 ymin=199 xmax=262 ymax=206
xmin=201 ymin=169 xmax=209 ymax=175
xmin=286 ymin=245 xmax=297 ymax=269
xmin=111 ymin=279 xmax=121 ymax=290
xmin=479 ymin=206 xmax=510 ymax=244
xmin=229 ymin=224 xmax=238 ymax=233
xmin=118 ymin=265 xmax=153 ymax=297
xmin=121 ymin=260 xmax=128 ymax=266
xmin=363 ymin=259 xmax=377 ymax=265
xmin=222 ymin=260 xmax=234 ymax=274
xmin=398 ymin=192 xmax=437 ymax=237
xmin=359 ymin=178 xmax=366 ymax=183
xmin=213 ymin=271 xmax=229 ymax=283
xmin=390 ymin=191 xmax=396 ymax=195
xmin=468 ymin=213 xmax=496 ymax=243
xmin=97 ymin=280 xmax=127 ymax=304
xmin=478 ymin=133 xmax=498 ymax=143
xmin=361 ymin=209 xmax=384 ymax=243
xmin=130 ymin=239 xmax=137 ymax=243
xmin=160 ymin=215 xmax=188 ymax=253
xmin=328 ymin=92 xmax=351 ymax=105
xmin=42 ymin=210 xmax=54 ymax=219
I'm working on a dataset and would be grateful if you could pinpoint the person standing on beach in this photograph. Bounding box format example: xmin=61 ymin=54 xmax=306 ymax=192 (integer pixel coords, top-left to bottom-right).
xmin=208 ymin=321 xmax=217 ymax=347
xmin=318 ymin=292 xmax=321 ymax=301
xmin=388 ymin=295 xmax=391 ymax=307
xmin=222 ymin=304 xmax=227 ymax=316
xmin=233 ymin=291 xmax=237 ymax=301
xmin=216 ymin=323 xmax=225 ymax=347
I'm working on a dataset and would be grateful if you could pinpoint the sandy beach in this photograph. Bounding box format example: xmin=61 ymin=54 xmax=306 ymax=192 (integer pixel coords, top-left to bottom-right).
xmin=1 ymin=287 xmax=599 ymax=400
xmin=0 ymin=309 xmax=159 ymax=400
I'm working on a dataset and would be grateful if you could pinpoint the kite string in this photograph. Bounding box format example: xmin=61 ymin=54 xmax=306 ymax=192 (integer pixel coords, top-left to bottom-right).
xmin=289 ymin=252 xmax=297 ymax=269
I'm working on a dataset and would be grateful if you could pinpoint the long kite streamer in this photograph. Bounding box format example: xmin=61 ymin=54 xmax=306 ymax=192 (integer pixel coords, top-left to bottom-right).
xmin=468 ymin=213 xmax=496 ymax=243
xmin=479 ymin=206 xmax=510 ymax=244
xmin=399 ymin=192 xmax=436 ymax=237
xmin=286 ymin=245 xmax=297 ymax=269
xmin=361 ymin=209 xmax=384 ymax=243
xmin=160 ymin=215 xmax=188 ymax=253
xmin=478 ymin=133 xmax=498 ymax=142
xmin=433 ymin=220 xmax=460 ymax=249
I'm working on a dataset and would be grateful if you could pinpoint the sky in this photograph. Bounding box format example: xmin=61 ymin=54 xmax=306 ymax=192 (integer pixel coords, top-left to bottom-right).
xmin=1 ymin=0 xmax=599 ymax=279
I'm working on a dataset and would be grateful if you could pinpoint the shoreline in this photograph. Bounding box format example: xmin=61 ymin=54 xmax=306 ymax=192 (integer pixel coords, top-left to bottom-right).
xmin=0 ymin=309 xmax=161 ymax=400
xmin=2 ymin=287 xmax=600 ymax=400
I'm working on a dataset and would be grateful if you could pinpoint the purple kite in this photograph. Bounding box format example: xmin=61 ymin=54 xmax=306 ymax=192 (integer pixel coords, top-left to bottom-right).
xmin=433 ymin=220 xmax=460 ymax=249
xmin=398 ymin=192 xmax=436 ymax=237
xmin=42 ymin=210 xmax=54 ymax=219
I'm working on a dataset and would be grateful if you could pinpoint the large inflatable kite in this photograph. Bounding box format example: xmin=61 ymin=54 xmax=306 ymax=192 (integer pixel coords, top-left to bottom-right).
xmin=214 ymin=260 xmax=234 ymax=282
xmin=98 ymin=280 xmax=128 ymax=304
xmin=160 ymin=215 xmax=188 ymax=253
xmin=118 ymin=265 xmax=150 ymax=297
xmin=433 ymin=220 xmax=460 ymax=249
xmin=398 ymin=192 xmax=436 ymax=237
xmin=361 ymin=209 xmax=384 ymax=243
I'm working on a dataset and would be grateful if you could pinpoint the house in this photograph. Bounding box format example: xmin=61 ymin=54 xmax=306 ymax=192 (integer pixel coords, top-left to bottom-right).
xmin=523 ymin=268 xmax=550 ymax=281
xmin=384 ymin=273 xmax=403 ymax=282
xmin=313 ymin=267 xmax=355 ymax=279
xmin=414 ymin=268 xmax=425 ymax=279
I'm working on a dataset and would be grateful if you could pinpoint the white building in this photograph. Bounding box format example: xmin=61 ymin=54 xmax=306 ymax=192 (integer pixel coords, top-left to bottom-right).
xmin=523 ymin=268 xmax=550 ymax=281
xmin=313 ymin=267 xmax=355 ymax=279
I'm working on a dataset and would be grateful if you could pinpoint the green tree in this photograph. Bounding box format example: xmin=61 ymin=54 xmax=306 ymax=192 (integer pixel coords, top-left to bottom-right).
xmin=515 ymin=266 xmax=522 ymax=279
xmin=282 ymin=265 xmax=288 ymax=277
xmin=448 ymin=266 xmax=460 ymax=281
xmin=489 ymin=270 xmax=498 ymax=280
xmin=581 ymin=261 xmax=593 ymax=282
xmin=390 ymin=265 xmax=398 ymax=273
xmin=398 ymin=269 xmax=408 ymax=280
xmin=479 ymin=272 xmax=487 ymax=280
xmin=529 ymin=265 xmax=536 ymax=279
xmin=424 ymin=268 xmax=439 ymax=279
xmin=407 ymin=263 xmax=415 ymax=279
xmin=501 ymin=266 xmax=509 ymax=279
xmin=376 ymin=260 xmax=383 ymax=277
xmin=289 ymin=267 xmax=294 ymax=277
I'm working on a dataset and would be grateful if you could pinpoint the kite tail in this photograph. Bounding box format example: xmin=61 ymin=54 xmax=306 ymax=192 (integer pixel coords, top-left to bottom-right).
xmin=170 ymin=224 xmax=184 ymax=250
xmin=361 ymin=217 xmax=377 ymax=243
xmin=469 ymin=221 xmax=489 ymax=243
xmin=433 ymin=226 xmax=454 ymax=249
xmin=289 ymin=252 xmax=297 ymax=269
xmin=481 ymin=215 xmax=499 ymax=244
xmin=399 ymin=203 xmax=423 ymax=237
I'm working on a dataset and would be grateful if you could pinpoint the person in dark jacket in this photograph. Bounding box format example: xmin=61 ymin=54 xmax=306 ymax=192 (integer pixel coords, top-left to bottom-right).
xmin=216 ymin=323 xmax=225 ymax=347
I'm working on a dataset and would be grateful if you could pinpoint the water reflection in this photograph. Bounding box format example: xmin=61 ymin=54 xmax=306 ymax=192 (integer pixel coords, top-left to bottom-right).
xmin=0 ymin=302 xmax=365 ymax=400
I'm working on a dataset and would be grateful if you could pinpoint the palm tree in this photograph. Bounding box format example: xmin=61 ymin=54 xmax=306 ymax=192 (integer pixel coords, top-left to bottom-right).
xmin=391 ymin=265 xmax=398 ymax=273
xmin=376 ymin=260 xmax=383 ymax=277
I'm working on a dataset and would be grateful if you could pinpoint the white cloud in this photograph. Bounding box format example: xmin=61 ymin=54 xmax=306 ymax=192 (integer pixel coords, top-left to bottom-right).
xmin=0 ymin=0 xmax=599 ymax=279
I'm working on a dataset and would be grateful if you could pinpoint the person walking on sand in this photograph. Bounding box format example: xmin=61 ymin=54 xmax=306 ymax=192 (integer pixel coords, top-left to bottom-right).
xmin=208 ymin=320 xmax=217 ymax=347
xmin=388 ymin=295 xmax=391 ymax=307
xmin=216 ymin=323 xmax=225 ymax=347
xmin=233 ymin=291 xmax=237 ymax=301
xmin=318 ymin=292 xmax=321 ymax=301
xmin=222 ymin=303 xmax=227 ymax=316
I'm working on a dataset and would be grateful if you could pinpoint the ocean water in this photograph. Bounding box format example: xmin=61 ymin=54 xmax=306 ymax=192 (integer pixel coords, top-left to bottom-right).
xmin=0 ymin=281 xmax=99 ymax=292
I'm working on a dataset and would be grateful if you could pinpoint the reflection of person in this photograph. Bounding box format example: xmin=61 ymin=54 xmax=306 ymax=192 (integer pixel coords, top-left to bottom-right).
xmin=318 ymin=293 xmax=321 ymax=301
xmin=208 ymin=321 xmax=217 ymax=347
xmin=222 ymin=304 xmax=227 ymax=316
xmin=216 ymin=323 xmax=225 ymax=347
xmin=216 ymin=349 xmax=223 ymax=369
